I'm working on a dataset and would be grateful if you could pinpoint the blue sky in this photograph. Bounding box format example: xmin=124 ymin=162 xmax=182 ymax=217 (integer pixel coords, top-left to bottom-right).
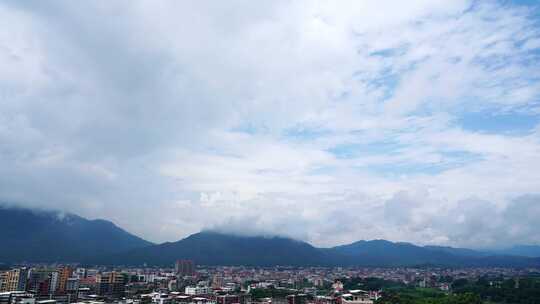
xmin=458 ymin=110 xmax=540 ymax=134
xmin=1 ymin=0 xmax=540 ymax=248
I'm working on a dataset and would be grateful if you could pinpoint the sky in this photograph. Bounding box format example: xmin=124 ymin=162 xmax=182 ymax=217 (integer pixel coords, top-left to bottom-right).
xmin=1 ymin=0 xmax=540 ymax=249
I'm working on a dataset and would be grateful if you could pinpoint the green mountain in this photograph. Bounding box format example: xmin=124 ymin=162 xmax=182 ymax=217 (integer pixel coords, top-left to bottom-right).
xmin=492 ymin=245 xmax=540 ymax=258
xmin=2 ymin=205 xmax=540 ymax=268
xmin=0 ymin=205 xmax=153 ymax=263
xmin=330 ymin=240 xmax=540 ymax=267
xmin=100 ymin=232 xmax=540 ymax=268
xmin=102 ymin=231 xmax=330 ymax=266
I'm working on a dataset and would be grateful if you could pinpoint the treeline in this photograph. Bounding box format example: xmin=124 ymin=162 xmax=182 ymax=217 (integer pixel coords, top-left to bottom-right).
xmin=342 ymin=277 xmax=406 ymax=291
xmin=375 ymin=276 xmax=540 ymax=304
xmin=249 ymin=287 xmax=298 ymax=299
xmin=452 ymin=277 xmax=540 ymax=303
xmin=376 ymin=291 xmax=481 ymax=304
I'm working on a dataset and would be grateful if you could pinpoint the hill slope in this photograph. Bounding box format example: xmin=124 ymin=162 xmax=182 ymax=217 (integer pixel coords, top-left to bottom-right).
xmin=0 ymin=206 xmax=153 ymax=263
xmin=492 ymin=245 xmax=540 ymax=258
xmin=104 ymin=231 xmax=329 ymax=266
xmin=330 ymin=240 xmax=540 ymax=267
xmin=101 ymin=232 xmax=540 ymax=268
xmin=2 ymin=205 xmax=539 ymax=267
xmin=330 ymin=240 xmax=464 ymax=266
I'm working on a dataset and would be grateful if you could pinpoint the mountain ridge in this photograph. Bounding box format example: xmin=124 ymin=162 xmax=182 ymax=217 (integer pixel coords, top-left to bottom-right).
xmin=489 ymin=245 xmax=540 ymax=258
xmin=0 ymin=205 xmax=153 ymax=263
xmin=2 ymin=206 xmax=540 ymax=267
xmin=97 ymin=231 xmax=540 ymax=268
xmin=100 ymin=230 xmax=331 ymax=266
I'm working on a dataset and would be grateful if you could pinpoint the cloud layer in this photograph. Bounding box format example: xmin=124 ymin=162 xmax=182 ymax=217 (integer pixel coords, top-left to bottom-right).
xmin=1 ymin=0 xmax=540 ymax=248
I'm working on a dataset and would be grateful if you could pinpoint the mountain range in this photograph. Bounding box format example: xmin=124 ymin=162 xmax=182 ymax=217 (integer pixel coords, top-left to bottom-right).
xmin=1 ymin=206 xmax=540 ymax=267
xmin=490 ymin=245 xmax=540 ymax=258
xmin=106 ymin=233 xmax=540 ymax=268
xmin=0 ymin=206 xmax=152 ymax=263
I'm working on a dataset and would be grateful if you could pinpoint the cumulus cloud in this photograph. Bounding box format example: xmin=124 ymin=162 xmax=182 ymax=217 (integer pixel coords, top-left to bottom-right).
xmin=0 ymin=0 xmax=539 ymax=248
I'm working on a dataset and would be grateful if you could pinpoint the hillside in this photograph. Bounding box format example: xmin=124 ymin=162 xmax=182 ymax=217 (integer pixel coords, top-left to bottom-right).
xmin=0 ymin=206 xmax=153 ymax=263
xmin=100 ymin=232 xmax=540 ymax=268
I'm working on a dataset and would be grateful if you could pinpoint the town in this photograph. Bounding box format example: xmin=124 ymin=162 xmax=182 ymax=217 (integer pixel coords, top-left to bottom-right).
xmin=2 ymin=261 xmax=539 ymax=304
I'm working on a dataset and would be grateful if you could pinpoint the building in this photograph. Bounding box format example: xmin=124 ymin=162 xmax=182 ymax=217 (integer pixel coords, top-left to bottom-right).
xmin=211 ymin=276 xmax=223 ymax=289
xmin=77 ymin=277 xmax=96 ymax=289
xmin=0 ymin=273 xmax=6 ymax=292
xmin=216 ymin=295 xmax=239 ymax=304
xmin=96 ymin=272 xmax=127 ymax=298
xmin=0 ymin=291 xmax=35 ymax=304
xmin=184 ymin=286 xmax=212 ymax=296
xmin=76 ymin=287 xmax=90 ymax=299
xmin=313 ymin=295 xmax=336 ymax=304
xmin=191 ymin=297 xmax=214 ymax=304
xmin=286 ymin=294 xmax=307 ymax=304
xmin=331 ymin=281 xmax=343 ymax=292
xmin=0 ymin=269 xmax=28 ymax=292
xmin=175 ymin=261 xmax=195 ymax=277
xmin=340 ymin=290 xmax=373 ymax=304
xmin=28 ymin=269 xmax=55 ymax=298
xmin=56 ymin=267 xmax=73 ymax=294
xmin=147 ymin=292 xmax=172 ymax=304
xmin=73 ymin=269 xmax=86 ymax=280
xmin=312 ymin=278 xmax=324 ymax=288
xmin=64 ymin=278 xmax=79 ymax=302
xmin=65 ymin=279 xmax=79 ymax=294
xmin=49 ymin=273 xmax=59 ymax=295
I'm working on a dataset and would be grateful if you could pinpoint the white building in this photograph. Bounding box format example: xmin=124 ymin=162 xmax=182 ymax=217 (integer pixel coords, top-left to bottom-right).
xmin=49 ymin=272 xmax=59 ymax=295
xmin=151 ymin=293 xmax=172 ymax=304
xmin=184 ymin=286 xmax=212 ymax=295
xmin=341 ymin=290 xmax=373 ymax=304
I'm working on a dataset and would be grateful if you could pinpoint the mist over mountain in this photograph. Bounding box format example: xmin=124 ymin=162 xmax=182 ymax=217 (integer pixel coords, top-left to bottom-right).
xmin=2 ymin=206 xmax=540 ymax=268
xmin=0 ymin=205 xmax=153 ymax=263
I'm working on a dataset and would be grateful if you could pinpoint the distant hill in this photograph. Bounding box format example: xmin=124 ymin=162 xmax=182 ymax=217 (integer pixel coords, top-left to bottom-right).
xmin=329 ymin=240 xmax=539 ymax=268
xmin=0 ymin=205 xmax=153 ymax=263
xmin=2 ymin=205 xmax=540 ymax=267
xmin=491 ymin=245 xmax=540 ymax=258
xmin=99 ymin=232 xmax=540 ymax=268
xmin=102 ymin=231 xmax=329 ymax=266
xmin=330 ymin=240 xmax=465 ymax=266
xmin=423 ymin=245 xmax=488 ymax=258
